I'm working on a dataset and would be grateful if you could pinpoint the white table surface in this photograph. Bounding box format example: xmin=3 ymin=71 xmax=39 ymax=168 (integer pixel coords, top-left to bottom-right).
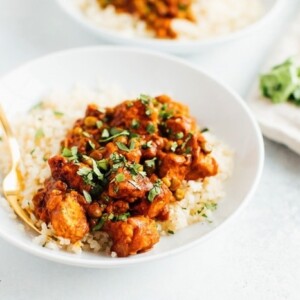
xmin=1 ymin=1 xmax=300 ymax=299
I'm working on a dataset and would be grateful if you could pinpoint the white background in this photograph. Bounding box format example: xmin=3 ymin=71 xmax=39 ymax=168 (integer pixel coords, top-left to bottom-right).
xmin=1 ymin=1 xmax=300 ymax=299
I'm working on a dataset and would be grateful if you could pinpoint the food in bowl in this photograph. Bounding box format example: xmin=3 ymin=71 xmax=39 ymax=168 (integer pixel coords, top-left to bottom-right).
xmin=0 ymin=85 xmax=233 ymax=257
xmin=77 ymin=0 xmax=263 ymax=40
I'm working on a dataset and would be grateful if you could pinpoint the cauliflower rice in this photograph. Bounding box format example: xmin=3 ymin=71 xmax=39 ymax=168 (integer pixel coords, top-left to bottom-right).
xmin=0 ymin=82 xmax=233 ymax=256
xmin=77 ymin=0 xmax=263 ymax=40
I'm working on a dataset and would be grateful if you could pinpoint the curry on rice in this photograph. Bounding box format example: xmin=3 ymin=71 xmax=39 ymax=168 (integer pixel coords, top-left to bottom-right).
xmin=32 ymin=94 xmax=218 ymax=257
xmin=97 ymin=0 xmax=194 ymax=39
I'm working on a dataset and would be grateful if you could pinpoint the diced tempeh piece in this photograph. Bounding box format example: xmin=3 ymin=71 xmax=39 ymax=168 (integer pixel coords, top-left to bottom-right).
xmin=104 ymin=216 xmax=159 ymax=257
xmin=46 ymin=190 xmax=89 ymax=243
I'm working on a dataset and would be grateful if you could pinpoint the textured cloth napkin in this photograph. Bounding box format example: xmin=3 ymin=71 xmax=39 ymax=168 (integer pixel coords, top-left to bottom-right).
xmin=248 ymin=13 xmax=300 ymax=155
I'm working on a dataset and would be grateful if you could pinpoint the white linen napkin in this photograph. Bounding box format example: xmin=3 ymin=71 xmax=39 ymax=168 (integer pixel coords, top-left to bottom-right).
xmin=248 ymin=13 xmax=300 ymax=155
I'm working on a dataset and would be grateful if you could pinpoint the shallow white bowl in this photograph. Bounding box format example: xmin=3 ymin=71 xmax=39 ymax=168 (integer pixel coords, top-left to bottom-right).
xmin=56 ymin=0 xmax=282 ymax=54
xmin=0 ymin=47 xmax=264 ymax=268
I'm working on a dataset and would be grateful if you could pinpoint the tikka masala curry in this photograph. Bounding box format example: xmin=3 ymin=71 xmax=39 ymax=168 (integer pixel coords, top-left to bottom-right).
xmin=33 ymin=94 xmax=218 ymax=257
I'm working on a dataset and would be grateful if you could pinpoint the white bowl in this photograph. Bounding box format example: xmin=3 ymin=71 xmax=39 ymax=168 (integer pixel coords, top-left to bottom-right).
xmin=56 ymin=0 xmax=282 ymax=54
xmin=0 ymin=47 xmax=264 ymax=268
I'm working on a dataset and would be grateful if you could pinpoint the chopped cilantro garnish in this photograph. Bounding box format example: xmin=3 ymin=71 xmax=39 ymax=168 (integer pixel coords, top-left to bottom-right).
xmin=62 ymin=148 xmax=72 ymax=156
xmin=130 ymin=133 xmax=140 ymax=139
xmin=114 ymin=212 xmax=130 ymax=221
xmin=92 ymin=159 xmax=103 ymax=180
xmin=83 ymin=190 xmax=92 ymax=203
xmin=97 ymin=107 xmax=106 ymax=113
xmin=101 ymin=128 xmax=110 ymax=138
xmin=77 ymin=167 xmax=92 ymax=176
xmin=96 ymin=120 xmax=103 ymax=129
xmin=77 ymin=167 xmax=94 ymax=186
xmin=128 ymin=162 xmax=143 ymax=176
xmin=159 ymin=103 xmax=173 ymax=120
xmin=205 ymin=202 xmax=217 ymax=211
xmin=170 ymin=142 xmax=178 ymax=152
xmin=142 ymin=141 xmax=153 ymax=149
xmin=148 ymin=179 xmax=162 ymax=202
xmin=185 ymin=147 xmax=192 ymax=154
xmin=167 ymin=230 xmax=175 ymax=235
xmin=160 ymin=110 xmax=173 ymax=120
xmin=181 ymin=133 xmax=193 ymax=150
xmin=115 ymin=173 xmax=125 ymax=183
xmin=139 ymin=94 xmax=151 ymax=104
xmin=100 ymin=130 xmax=129 ymax=142
xmin=129 ymin=140 xmax=135 ymax=150
xmin=82 ymin=131 xmax=91 ymax=138
xmin=110 ymin=127 xmax=121 ymax=136
xmin=116 ymin=142 xmax=130 ymax=152
xmin=176 ymin=132 xmax=184 ymax=139
xmin=131 ymin=119 xmax=140 ymax=129
xmin=200 ymin=128 xmax=209 ymax=133
xmin=92 ymin=213 xmax=114 ymax=231
xmin=146 ymin=123 xmax=155 ymax=134
xmin=62 ymin=146 xmax=79 ymax=162
xmin=110 ymin=153 xmax=127 ymax=171
xmin=88 ymin=140 xmax=95 ymax=149
xmin=97 ymin=159 xmax=108 ymax=171
xmin=92 ymin=218 xmax=105 ymax=231
xmin=145 ymin=108 xmax=152 ymax=116
xmin=144 ymin=157 xmax=156 ymax=169
xmin=139 ymin=171 xmax=147 ymax=177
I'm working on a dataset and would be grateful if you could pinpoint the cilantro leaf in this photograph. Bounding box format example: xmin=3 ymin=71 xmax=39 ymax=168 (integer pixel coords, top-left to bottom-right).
xmin=83 ymin=190 xmax=92 ymax=203
xmin=116 ymin=142 xmax=130 ymax=152
xmin=115 ymin=173 xmax=125 ymax=183
xmin=148 ymin=180 xmax=162 ymax=202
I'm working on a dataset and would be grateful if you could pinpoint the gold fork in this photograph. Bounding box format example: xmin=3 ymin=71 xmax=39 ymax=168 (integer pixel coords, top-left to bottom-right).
xmin=0 ymin=104 xmax=41 ymax=234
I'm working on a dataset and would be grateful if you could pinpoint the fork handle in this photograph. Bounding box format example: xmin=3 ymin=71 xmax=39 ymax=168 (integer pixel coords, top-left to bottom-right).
xmin=0 ymin=103 xmax=21 ymax=167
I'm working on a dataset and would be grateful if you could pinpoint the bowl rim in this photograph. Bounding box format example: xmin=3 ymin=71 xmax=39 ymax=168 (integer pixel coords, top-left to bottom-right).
xmin=55 ymin=0 xmax=284 ymax=52
xmin=0 ymin=46 xmax=265 ymax=268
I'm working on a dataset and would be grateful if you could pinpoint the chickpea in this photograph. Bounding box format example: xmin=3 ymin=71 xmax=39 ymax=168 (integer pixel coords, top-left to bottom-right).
xmin=73 ymin=127 xmax=83 ymax=135
xmin=87 ymin=203 xmax=102 ymax=218
xmin=82 ymin=157 xmax=93 ymax=166
xmin=175 ymin=189 xmax=185 ymax=201
xmin=170 ymin=177 xmax=181 ymax=191
xmin=89 ymin=150 xmax=103 ymax=160
xmin=84 ymin=116 xmax=98 ymax=127
xmin=162 ymin=177 xmax=171 ymax=188
xmin=165 ymin=140 xmax=173 ymax=151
